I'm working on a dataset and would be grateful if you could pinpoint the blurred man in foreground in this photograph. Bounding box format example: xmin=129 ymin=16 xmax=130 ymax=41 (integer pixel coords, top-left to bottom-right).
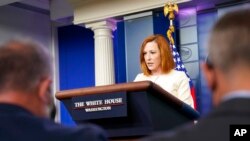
xmin=0 ymin=38 xmax=107 ymax=141
xmin=140 ymin=9 xmax=250 ymax=141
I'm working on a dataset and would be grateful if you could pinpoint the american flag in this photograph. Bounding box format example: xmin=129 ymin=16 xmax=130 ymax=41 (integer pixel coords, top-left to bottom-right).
xmin=172 ymin=45 xmax=190 ymax=76
xmin=171 ymin=45 xmax=197 ymax=109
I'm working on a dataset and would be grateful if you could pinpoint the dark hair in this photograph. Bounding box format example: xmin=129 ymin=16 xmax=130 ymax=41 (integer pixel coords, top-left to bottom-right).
xmin=140 ymin=34 xmax=175 ymax=76
xmin=0 ymin=38 xmax=51 ymax=93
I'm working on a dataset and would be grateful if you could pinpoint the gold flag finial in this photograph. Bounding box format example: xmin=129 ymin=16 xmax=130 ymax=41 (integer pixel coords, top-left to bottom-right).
xmin=164 ymin=1 xmax=179 ymax=21
xmin=164 ymin=1 xmax=178 ymax=45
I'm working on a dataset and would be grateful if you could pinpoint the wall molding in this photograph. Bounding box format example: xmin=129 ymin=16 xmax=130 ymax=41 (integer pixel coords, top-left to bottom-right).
xmin=67 ymin=0 xmax=191 ymax=24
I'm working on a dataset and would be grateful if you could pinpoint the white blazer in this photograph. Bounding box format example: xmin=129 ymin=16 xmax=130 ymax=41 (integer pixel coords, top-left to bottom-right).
xmin=134 ymin=69 xmax=194 ymax=108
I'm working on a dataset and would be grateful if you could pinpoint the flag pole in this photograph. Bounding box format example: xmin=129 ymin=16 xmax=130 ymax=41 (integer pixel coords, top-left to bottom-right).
xmin=164 ymin=2 xmax=197 ymax=109
xmin=164 ymin=1 xmax=178 ymax=46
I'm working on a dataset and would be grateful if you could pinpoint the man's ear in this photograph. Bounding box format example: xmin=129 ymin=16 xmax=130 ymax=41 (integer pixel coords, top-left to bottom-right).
xmin=38 ymin=77 xmax=52 ymax=104
xmin=201 ymin=62 xmax=217 ymax=91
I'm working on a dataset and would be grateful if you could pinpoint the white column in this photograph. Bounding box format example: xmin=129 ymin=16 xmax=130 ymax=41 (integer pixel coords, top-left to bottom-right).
xmin=86 ymin=20 xmax=116 ymax=86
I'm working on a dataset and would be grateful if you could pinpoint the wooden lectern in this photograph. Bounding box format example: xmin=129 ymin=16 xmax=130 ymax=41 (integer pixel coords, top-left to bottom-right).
xmin=56 ymin=81 xmax=199 ymax=139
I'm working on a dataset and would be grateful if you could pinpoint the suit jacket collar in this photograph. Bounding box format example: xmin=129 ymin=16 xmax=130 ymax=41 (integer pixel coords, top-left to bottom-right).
xmin=0 ymin=103 xmax=33 ymax=116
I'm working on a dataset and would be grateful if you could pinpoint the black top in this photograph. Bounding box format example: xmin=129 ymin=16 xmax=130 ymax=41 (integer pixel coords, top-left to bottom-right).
xmin=140 ymin=98 xmax=250 ymax=141
xmin=0 ymin=103 xmax=107 ymax=141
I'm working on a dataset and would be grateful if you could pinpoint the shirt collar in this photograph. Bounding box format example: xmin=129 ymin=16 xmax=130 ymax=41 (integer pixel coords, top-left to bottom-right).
xmin=222 ymin=90 xmax=250 ymax=102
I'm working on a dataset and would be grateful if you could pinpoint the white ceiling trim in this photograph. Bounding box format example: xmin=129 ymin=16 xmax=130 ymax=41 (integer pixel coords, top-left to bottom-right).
xmin=69 ymin=0 xmax=191 ymax=25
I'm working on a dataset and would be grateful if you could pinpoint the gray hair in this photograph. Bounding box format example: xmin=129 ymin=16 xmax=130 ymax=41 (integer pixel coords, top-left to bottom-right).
xmin=0 ymin=38 xmax=52 ymax=93
xmin=208 ymin=9 xmax=250 ymax=72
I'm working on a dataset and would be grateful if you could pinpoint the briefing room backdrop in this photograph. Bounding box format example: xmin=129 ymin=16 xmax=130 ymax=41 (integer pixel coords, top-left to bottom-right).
xmin=57 ymin=3 xmax=249 ymax=125
xmin=57 ymin=9 xmax=201 ymax=125
xmin=0 ymin=0 xmax=248 ymax=126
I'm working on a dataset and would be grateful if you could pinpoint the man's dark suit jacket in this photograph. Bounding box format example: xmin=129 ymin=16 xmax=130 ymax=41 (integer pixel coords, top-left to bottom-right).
xmin=140 ymin=98 xmax=250 ymax=141
xmin=0 ymin=103 xmax=107 ymax=141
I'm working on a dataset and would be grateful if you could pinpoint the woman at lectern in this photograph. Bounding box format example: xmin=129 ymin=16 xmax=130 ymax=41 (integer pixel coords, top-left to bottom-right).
xmin=134 ymin=34 xmax=194 ymax=108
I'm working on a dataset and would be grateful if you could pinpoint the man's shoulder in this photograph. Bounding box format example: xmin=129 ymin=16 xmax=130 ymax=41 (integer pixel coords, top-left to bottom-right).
xmin=0 ymin=107 xmax=107 ymax=141
xmin=35 ymin=118 xmax=107 ymax=141
xmin=139 ymin=105 xmax=250 ymax=141
xmin=139 ymin=120 xmax=227 ymax=141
